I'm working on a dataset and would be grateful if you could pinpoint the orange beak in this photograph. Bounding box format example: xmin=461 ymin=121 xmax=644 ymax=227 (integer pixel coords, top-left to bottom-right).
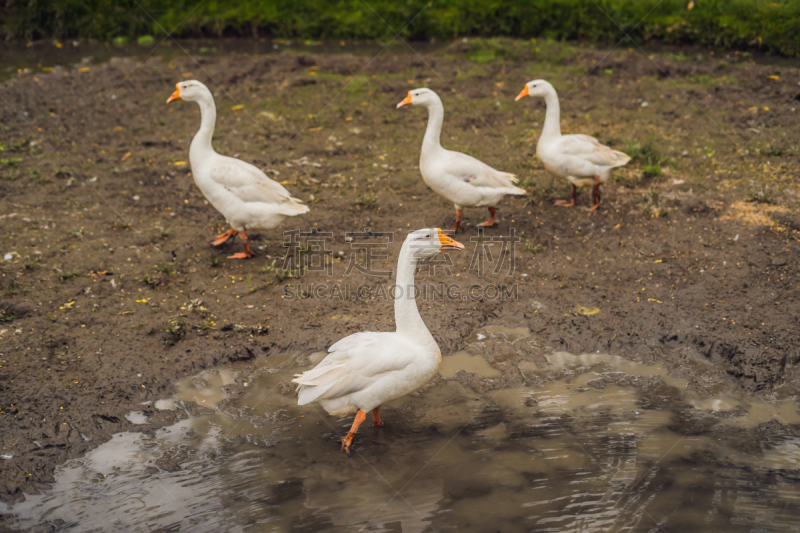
xmin=438 ymin=228 xmax=465 ymax=251
xmin=166 ymin=83 xmax=181 ymax=104
xmin=396 ymin=91 xmax=413 ymax=108
xmin=515 ymin=85 xmax=529 ymax=101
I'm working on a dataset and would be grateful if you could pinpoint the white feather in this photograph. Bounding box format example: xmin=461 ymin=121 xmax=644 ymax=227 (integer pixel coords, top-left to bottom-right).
xmin=175 ymin=80 xmax=309 ymax=232
xmin=402 ymin=88 xmax=525 ymax=211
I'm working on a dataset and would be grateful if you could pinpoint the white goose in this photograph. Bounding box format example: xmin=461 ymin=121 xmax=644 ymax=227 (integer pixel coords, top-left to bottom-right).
xmin=397 ymin=89 xmax=525 ymax=233
xmin=167 ymin=80 xmax=309 ymax=258
xmin=516 ymin=80 xmax=630 ymax=211
xmin=293 ymin=228 xmax=465 ymax=452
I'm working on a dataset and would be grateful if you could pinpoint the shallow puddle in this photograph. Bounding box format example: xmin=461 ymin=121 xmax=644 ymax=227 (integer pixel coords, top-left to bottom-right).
xmin=439 ymin=350 xmax=503 ymax=379
xmin=3 ymin=326 xmax=800 ymax=532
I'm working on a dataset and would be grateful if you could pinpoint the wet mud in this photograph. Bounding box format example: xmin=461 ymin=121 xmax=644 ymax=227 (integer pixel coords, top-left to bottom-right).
xmin=0 ymin=39 xmax=799 ymax=507
xmin=3 ymin=330 xmax=800 ymax=531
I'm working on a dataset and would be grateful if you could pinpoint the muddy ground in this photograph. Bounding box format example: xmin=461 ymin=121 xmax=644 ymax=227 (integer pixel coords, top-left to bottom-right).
xmin=0 ymin=38 xmax=798 ymax=507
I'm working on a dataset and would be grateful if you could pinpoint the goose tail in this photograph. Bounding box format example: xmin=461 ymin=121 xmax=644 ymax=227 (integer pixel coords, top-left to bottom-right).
xmin=611 ymin=150 xmax=632 ymax=168
xmin=500 ymin=171 xmax=520 ymax=184
xmin=281 ymin=197 xmax=311 ymax=216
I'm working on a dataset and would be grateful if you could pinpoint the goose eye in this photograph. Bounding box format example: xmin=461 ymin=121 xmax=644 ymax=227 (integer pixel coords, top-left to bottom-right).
xmin=425 ymin=234 xmax=431 ymax=238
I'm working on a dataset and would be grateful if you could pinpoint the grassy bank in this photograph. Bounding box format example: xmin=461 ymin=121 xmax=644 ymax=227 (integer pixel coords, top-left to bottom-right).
xmin=2 ymin=0 xmax=800 ymax=56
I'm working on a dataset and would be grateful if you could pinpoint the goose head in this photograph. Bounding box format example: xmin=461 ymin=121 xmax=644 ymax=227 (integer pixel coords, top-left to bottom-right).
xmin=396 ymin=88 xmax=441 ymax=109
xmin=515 ymin=79 xmax=554 ymax=101
xmin=407 ymin=228 xmax=465 ymax=260
xmin=166 ymin=80 xmax=212 ymax=104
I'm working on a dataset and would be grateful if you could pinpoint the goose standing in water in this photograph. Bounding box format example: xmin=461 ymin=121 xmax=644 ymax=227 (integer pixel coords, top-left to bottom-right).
xmin=167 ymin=81 xmax=309 ymax=258
xmin=516 ymin=80 xmax=630 ymax=211
xmin=397 ymin=89 xmax=525 ymax=232
xmin=293 ymin=228 xmax=465 ymax=452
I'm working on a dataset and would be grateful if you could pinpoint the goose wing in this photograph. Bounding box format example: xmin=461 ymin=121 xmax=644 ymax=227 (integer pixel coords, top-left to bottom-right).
xmin=293 ymin=332 xmax=416 ymax=405
xmin=211 ymin=157 xmax=296 ymax=204
xmin=558 ymin=134 xmax=631 ymax=168
xmin=446 ymin=151 xmax=521 ymax=189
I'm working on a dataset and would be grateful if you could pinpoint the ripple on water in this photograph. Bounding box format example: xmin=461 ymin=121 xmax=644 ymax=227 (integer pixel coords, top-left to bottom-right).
xmin=3 ymin=326 xmax=800 ymax=532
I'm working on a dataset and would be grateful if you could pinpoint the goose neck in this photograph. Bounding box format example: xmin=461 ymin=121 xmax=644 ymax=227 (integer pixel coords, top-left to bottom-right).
xmin=393 ymin=242 xmax=432 ymax=342
xmin=540 ymin=89 xmax=562 ymax=142
xmin=190 ymin=96 xmax=217 ymax=159
xmin=420 ymin=100 xmax=444 ymax=161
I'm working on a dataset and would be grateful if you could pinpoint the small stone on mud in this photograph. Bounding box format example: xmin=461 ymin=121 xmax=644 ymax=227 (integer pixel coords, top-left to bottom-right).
xmin=588 ymin=378 xmax=607 ymax=389
xmin=154 ymin=448 xmax=193 ymax=472
xmin=183 ymin=401 xmax=215 ymax=417
xmin=222 ymin=383 xmax=245 ymax=398
xmin=191 ymin=377 xmax=209 ymax=388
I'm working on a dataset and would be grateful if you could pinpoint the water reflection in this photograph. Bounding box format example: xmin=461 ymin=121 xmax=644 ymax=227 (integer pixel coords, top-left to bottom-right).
xmin=3 ymin=325 xmax=800 ymax=532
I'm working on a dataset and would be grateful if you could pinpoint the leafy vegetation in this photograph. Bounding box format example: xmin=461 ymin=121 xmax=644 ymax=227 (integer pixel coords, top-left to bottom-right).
xmin=355 ymin=193 xmax=379 ymax=210
xmin=523 ymin=244 xmax=548 ymax=254
xmin=2 ymin=0 xmax=800 ymax=56
xmin=157 ymin=261 xmax=177 ymax=275
xmin=623 ymin=140 xmax=666 ymax=186
xmin=642 ymin=165 xmax=663 ymax=179
xmin=747 ymin=186 xmax=775 ymax=204
xmin=625 ymin=141 xmax=663 ymax=167
xmin=58 ymin=268 xmax=80 ymax=280
xmin=262 ymin=259 xmax=301 ymax=280
xmin=162 ymin=319 xmax=186 ymax=345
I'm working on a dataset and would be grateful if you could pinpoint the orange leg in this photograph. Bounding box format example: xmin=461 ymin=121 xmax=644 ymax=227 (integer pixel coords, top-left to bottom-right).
xmin=227 ymin=231 xmax=256 ymax=259
xmin=372 ymin=406 xmax=383 ymax=428
xmin=212 ymin=229 xmax=238 ymax=246
xmin=478 ymin=206 xmax=498 ymax=227
xmin=453 ymin=210 xmax=463 ymax=233
xmin=341 ymin=410 xmax=367 ymax=452
xmin=589 ymin=177 xmax=602 ymax=212
xmin=554 ymin=185 xmax=577 ymax=208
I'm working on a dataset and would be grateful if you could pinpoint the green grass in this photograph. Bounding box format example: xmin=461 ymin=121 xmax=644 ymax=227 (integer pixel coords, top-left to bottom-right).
xmin=3 ymin=0 xmax=800 ymax=56
xmin=524 ymin=244 xmax=548 ymax=254
xmin=355 ymin=193 xmax=379 ymax=210
xmin=157 ymin=261 xmax=177 ymax=275
xmin=625 ymin=141 xmax=663 ymax=167
xmin=162 ymin=319 xmax=186 ymax=345
xmin=58 ymin=268 xmax=80 ymax=280
xmin=620 ymin=140 xmax=667 ymax=187
xmin=747 ymin=186 xmax=776 ymax=204
xmin=642 ymin=165 xmax=663 ymax=179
